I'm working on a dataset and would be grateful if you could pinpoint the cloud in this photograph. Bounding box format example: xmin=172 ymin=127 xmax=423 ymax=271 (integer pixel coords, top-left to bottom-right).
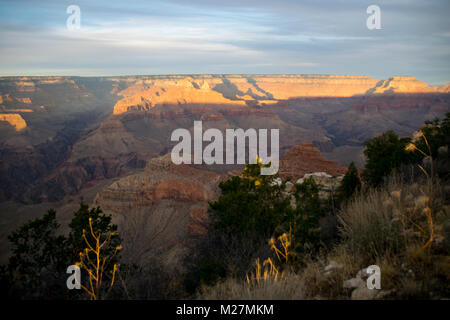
xmin=0 ymin=0 xmax=449 ymax=84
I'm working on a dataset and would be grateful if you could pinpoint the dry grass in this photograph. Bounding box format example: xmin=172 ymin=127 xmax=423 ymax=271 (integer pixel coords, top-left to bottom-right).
xmin=291 ymin=172 xmax=449 ymax=299
xmin=198 ymin=272 xmax=305 ymax=300
xmin=197 ymin=228 xmax=306 ymax=300
xmin=299 ymin=247 xmax=362 ymax=299
xmin=331 ymin=173 xmax=449 ymax=299
xmin=338 ymin=176 xmax=444 ymax=263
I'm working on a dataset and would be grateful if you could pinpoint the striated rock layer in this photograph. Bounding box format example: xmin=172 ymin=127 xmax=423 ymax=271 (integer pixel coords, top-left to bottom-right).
xmin=94 ymin=154 xmax=225 ymax=213
xmin=94 ymin=154 xmax=227 ymax=264
xmin=111 ymin=75 xmax=450 ymax=115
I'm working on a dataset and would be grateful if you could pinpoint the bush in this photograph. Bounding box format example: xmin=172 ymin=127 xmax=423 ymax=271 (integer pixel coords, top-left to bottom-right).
xmin=337 ymin=172 xmax=449 ymax=298
xmin=67 ymin=203 xmax=121 ymax=277
xmin=4 ymin=210 xmax=67 ymax=298
xmin=362 ymin=131 xmax=414 ymax=187
xmin=3 ymin=202 xmax=122 ymax=299
xmin=339 ymin=176 xmax=442 ymax=261
xmin=209 ymin=161 xmax=291 ymax=240
xmin=337 ymin=162 xmax=361 ymax=203
xmin=286 ymin=176 xmax=323 ymax=258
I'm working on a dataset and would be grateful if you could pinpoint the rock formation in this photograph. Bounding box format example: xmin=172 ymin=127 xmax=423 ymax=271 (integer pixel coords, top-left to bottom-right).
xmin=93 ymin=155 xmax=227 ymax=265
xmin=279 ymin=142 xmax=348 ymax=181
xmin=0 ymin=113 xmax=26 ymax=131
xmin=113 ymin=77 xmax=247 ymax=114
xmin=94 ymin=154 xmax=225 ymax=214
xmin=111 ymin=75 xmax=449 ymax=115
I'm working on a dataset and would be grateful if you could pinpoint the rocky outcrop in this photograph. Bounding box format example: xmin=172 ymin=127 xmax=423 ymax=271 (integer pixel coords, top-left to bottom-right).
xmin=0 ymin=113 xmax=26 ymax=131
xmin=93 ymin=154 xmax=226 ymax=264
xmin=279 ymin=142 xmax=347 ymax=181
xmin=95 ymin=154 xmax=226 ymax=234
xmin=296 ymin=172 xmax=344 ymax=199
xmin=94 ymin=154 xmax=225 ymax=213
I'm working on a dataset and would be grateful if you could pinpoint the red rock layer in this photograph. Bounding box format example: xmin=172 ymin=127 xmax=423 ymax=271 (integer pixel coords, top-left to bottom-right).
xmin=279 ymin=142 xmax=347 ymax=180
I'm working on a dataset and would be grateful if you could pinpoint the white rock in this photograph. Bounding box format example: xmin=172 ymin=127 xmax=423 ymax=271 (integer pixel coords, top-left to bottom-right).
xmin=270 ymin=177 xmax=282 ymax=186
xmin=356 ymin=268 xmax=370 ymax=279
xmin=324 ymin=260 xmax=343 ymax=272
xmin=296 ymin=172 xmax=333 ymax=184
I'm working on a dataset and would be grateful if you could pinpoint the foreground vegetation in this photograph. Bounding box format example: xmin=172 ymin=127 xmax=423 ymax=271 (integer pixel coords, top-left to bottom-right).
xmin=1 ymin=113 xmax=449 ymax=300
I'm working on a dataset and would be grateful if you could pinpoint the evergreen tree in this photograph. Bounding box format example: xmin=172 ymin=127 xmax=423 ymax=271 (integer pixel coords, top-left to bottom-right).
xmin=5 ymin=210 xmax=66 ymax=297
xmin=288 ymin=176 xmax=323 ymax=257
xmin=337 ymin=162 xmax=361 ymax=202
xmin=362 ymin=131 xmax=412 ymax=187
xmin=67 ymin=202 xmax=121 ymax=271
xmin=210 ymin=157 xmax=291 ymax=240
xmin=2 ymin=202 xmax=121 ymax=299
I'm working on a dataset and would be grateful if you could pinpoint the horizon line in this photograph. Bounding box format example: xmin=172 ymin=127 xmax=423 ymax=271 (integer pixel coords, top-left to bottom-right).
xmin=1 ymin=74 xmax=448 ymax=87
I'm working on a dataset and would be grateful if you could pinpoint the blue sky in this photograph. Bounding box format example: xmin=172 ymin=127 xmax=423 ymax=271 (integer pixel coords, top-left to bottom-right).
xmin=0 ymin=0 xmax=449 ymax=85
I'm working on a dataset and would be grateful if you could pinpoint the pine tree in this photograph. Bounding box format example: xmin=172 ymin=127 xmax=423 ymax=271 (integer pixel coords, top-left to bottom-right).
xmin=337 ymin=162 xmax=361 ymax=202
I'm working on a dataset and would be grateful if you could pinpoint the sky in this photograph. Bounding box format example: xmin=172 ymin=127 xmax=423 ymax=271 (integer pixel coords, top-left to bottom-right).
xmin=0 ymin=0 xmax=449 ymax=85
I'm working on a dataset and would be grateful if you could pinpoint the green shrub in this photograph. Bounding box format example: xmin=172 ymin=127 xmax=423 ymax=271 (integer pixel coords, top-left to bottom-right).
xmin=337 ymin=162 xmax=361 ymax=203
xmin=362 ymin=131 xmax=413 ymax=187
xmin=3 ymin=202 xmax=121 ymax=299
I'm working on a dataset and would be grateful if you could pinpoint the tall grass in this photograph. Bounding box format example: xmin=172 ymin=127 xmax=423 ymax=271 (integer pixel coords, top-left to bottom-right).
xmin=197 ymin=229 xmax=305 ymax=300
xmin=336 ymin=171 xmax=449 ymax=298
xmin=338 ymin=175 xmax=443 ymax=263
xmin=198 ymin=272 xmax=305 ymax=300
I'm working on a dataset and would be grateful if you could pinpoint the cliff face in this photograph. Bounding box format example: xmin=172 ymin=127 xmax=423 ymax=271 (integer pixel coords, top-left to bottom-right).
xmin=368 ymin=76 xmax=435 ymax=94
xmin=111 ymin=75 xmax=449 ymax=115
xmin=113 ymin=78 xmax=246 ymax=114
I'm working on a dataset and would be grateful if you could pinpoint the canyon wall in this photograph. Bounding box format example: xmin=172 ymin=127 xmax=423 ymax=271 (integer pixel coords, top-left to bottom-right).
xmin=0 ymin=75 xmax=448 ymax=204
xmin=110 ymin=75 xmax=449 ymax=115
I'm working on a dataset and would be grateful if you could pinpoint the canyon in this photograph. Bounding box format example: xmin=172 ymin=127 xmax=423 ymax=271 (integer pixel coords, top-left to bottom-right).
xmin=0 ymin=74 xmax=449 ymax=263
